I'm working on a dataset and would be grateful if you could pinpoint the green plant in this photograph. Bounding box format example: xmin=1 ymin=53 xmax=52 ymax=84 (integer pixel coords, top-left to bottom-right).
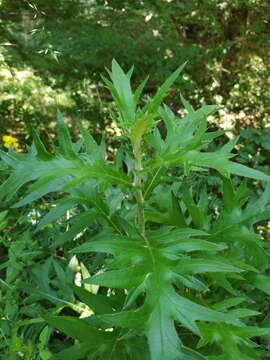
xmin=1 ymin=61 xmax=270 ymax=359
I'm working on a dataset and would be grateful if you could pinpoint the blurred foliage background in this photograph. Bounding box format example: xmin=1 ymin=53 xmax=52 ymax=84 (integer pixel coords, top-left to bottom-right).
xmin=0 ymin=0 xmax=270 ymax=150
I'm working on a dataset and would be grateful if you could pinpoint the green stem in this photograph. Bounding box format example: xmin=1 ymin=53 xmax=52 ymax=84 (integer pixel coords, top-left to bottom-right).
xmin=133 ymin=143 xmax=145 ymax=237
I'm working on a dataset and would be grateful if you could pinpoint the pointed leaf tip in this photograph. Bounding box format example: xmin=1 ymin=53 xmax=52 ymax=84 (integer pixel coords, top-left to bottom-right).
xmin=56 ymin=110 xmax=77 ymax=159
xmin=146 ymin=61 xmax=186 ymax=115
xmin=32 ymin=129 xmax=52 ymax=160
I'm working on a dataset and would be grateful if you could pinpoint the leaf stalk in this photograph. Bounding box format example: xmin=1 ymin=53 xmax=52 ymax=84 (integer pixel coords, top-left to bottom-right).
xmin=133 ymin=142 xmax=145 ymax=237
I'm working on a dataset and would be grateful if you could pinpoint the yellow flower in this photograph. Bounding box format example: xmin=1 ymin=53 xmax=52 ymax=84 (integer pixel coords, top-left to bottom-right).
xmin=2 ymin=135 xmax=21 ymax=151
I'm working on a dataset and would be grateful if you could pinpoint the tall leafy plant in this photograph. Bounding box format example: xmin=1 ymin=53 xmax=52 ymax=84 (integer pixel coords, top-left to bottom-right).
xmin=1 ymin=61 xmax=270 ymax=359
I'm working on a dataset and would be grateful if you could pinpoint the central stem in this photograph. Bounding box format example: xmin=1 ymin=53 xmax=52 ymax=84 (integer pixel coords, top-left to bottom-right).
xmin=133 ymin=142 xmax=145 ymax=237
